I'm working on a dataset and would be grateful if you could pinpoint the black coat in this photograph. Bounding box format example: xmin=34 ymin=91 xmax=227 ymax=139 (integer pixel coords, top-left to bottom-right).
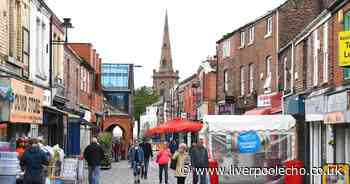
xmin=140 ymin=142 xmax=153 ymax=159
xmin=84 ymin=143 xmax=105 ymax=167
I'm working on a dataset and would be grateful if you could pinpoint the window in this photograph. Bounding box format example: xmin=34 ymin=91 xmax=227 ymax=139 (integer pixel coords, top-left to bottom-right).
xmin=36 ymin=19 xmax=41 ymax=74
xmin=41 ymin=23 xmax=46 ymax=75
xmin=264 ymin=56 xmax=272 ymax=93
xmin=101 ymin=64 xmax=129 ymax=88
xmin=313 ymin=30 xmax=319 ymax=86
xmin=249 ymin=64 xmax=254 ymax=93
xmin=266 ymin=17 xmax=272 ymax=36
xmin=323 ymin=21 xmax=329 ymax=83
xmin=222 ymin=40 xmax=230 ymax=57
xmin=266 ymin=56 xmax=272 ymax=77
xmin=22 ymin=28 xmax=29 ymax=66
xmin=344 ymin=11 xmax=350 ymax=79
xmin=224 ymin=70 xmax=228 ymax=93
xmin=284 ymin=57 xmax=288 ymax=90
xmin=249 ymin=27 xmax=254 ymax=44
xmin=240 ymin=66 xmax=245 ymax=96
xmin=240 ymin=31 xmax=245 ymax=47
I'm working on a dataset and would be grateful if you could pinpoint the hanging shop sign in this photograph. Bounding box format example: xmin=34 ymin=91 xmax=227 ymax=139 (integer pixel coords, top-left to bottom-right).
xmin=237 ymin=131 xmax=261 ymax=153
xmin=339 ymin=31 xmax=350 ymax=67
xmin=322 ymin=164 xmax=350 ymax=184
xmin=9 ymin=78 xmax=43 ymax=124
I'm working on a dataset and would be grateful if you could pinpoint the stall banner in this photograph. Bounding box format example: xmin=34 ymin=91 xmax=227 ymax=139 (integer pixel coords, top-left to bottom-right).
xmin=237 ymin=131 xmax=261 ymax=153
xmin=339 ymin=31 xmax=350 ymax=67
xmin=322 ymin=163 xmax=349 ymax=184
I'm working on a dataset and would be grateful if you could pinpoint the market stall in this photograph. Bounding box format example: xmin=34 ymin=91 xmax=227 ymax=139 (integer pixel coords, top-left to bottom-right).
xmin=202 ymin=115 xmax=296 ymax=184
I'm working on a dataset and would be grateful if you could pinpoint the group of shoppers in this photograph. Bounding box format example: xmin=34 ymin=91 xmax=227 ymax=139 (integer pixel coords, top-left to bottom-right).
xmin=154 ymin=137 xmax=209 ymax=184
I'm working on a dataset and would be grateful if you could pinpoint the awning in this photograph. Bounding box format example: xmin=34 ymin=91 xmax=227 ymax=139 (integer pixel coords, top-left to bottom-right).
xmin=203 ymin=115 xmax=296 ymax=132
xmin=305 ymin=114 xmax=324 ymax=122
xmin=146 ymin=118 xmax=203 ymax=136
xmin=244 ymin=107 xmax=281 ymax=115
xmin=43 ymin=105 xmax=68 ymax=115
xmin=0 ymin=124 xmax=6 ymax=129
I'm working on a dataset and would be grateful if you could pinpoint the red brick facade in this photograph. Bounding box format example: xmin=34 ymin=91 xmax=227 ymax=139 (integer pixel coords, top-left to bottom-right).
xmin=216 ymin=0 xmax=329 ymax=113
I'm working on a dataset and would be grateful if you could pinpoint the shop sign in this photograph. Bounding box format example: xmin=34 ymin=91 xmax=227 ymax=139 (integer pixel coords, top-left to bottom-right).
xmin=324 ymin=112 xmax=346 ymax=124
xmin=339 ymin=31 xmax=350 ymax=67
xmin=322 ymin=164 xmax=349 ymax=184
xmin=305 ymin=95 xmax=325 ymax=114
xmin=218 ymin=104 xmax=233 ymax=114
xmin=327 ymin=91 xmax=347 ymax=113
xmin=9 ymin=78 xmax=43 ymax=124
xmin=237 ymin=131 xmax=261 ymax=153
xmin=258 ymin=94 xmax=271 ymax=107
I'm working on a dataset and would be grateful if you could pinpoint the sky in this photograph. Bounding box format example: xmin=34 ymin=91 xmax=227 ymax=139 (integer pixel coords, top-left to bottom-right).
xmin=46 ymin=0 xmax=286 ymax=88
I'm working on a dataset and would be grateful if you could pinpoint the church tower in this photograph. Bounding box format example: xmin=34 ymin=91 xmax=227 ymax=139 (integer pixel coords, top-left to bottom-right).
xmin=153 ymin=11 xmax=179 ymax=97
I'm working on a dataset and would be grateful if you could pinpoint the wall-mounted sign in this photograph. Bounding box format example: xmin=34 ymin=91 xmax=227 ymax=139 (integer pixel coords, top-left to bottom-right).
xmin=339 ymin=31 xmax=350 ymax=67
xmin=258 ymin=94 xmax=272 ymax=107
xmin=322 ymin=163 xmax=349 ymax=184
xmin=324 ymin=112 xmax=346 ymax=124
xmin=9 ymin=78 xmax=43 ymax=124
xmin=237 ymin=131 xmax=261 ymax=153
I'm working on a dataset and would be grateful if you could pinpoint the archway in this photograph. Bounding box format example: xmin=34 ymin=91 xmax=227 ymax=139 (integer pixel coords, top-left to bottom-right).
xmin=102 ymin=115 xmax=133 ymax=158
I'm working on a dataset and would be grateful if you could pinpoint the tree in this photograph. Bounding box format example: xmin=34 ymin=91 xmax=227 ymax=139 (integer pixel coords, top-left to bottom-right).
xmin=133 ymin=86 xmax=160 ymax=123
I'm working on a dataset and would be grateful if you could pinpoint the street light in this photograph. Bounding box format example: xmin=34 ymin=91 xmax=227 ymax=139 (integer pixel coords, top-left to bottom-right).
xmin=132 ymin=64 xmax=143 ymax=139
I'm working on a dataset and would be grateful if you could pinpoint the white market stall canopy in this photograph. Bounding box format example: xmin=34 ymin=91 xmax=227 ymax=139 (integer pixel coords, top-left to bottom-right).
xmin=203 ymin=115 xmax=296 ymax=132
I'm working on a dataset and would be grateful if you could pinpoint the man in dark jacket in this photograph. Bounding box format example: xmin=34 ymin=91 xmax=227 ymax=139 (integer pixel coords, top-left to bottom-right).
xmin=140 ymin=138 xmax=153 ymax=179
xmin=22 ymin=138 xmax=49 ymax=184
xmin=84 ymin=137 xmax=104 ymax=184
xmin=192 ymin=138 xmax=209 ymax=184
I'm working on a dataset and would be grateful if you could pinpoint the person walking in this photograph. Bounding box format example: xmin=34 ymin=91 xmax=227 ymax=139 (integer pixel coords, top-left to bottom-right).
xmin=192 ymin=138 xmax=209 ymax=184
xmin=156 ymin=142 xmax=171 ymax=184
xmin=172 ymin=143 xmax=190 ymax=184
xmin=189 ymin=141 xmax=198 ymax=184
xmin=168 ymin=140 xmax=178 ymax=155
xmin=129 ymin=140 xmax=144 ymax=184
xmin=83 ymin=137 xmax=105 ymax=184
xmin=113 ymin=141 xmax=121 ymax=162
xmin=140 ymin=138 xmax=153 ymax=179
xmin=22 ymin=138 xmax=49 ymax=184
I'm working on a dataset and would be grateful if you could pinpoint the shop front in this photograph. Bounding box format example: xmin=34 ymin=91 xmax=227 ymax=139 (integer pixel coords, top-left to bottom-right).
xmin=0 ymin=77 xmax=43 ymax=141
xmin=325 ymin=89 xmax=350 ymax=170
xmin=305 ymin=88 xmax=330 ymax=184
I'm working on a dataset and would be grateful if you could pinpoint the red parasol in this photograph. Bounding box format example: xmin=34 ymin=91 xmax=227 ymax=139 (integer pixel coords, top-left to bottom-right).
xmin=145 ymin=118 xmax=203 ymax=136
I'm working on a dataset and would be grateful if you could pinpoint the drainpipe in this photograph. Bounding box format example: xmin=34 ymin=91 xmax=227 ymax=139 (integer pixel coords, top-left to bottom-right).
xmin=49 ymin=16 xmax=53 ymax=102
xmin=215 ymin=45 xmax=219 ymax=111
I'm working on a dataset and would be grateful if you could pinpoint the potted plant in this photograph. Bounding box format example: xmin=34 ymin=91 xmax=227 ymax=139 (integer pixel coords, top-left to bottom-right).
xmin=99 ymin=132 xmax=113 ymax=169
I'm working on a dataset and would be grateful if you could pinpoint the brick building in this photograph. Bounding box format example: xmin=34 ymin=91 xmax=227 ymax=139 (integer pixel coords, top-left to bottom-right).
xmin=196 ymin=58 xmax=217 ymax=120
xmin=216 ymin=0 xmax=331 ymax=115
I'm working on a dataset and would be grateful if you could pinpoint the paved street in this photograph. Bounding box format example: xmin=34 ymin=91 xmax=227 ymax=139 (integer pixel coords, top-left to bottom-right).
xmin=99 ymin=160 xmax=187 ymax=184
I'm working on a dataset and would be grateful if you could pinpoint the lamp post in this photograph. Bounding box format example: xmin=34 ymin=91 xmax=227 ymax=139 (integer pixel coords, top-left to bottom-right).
xmin=132 ymin=64 xmax=143 ymax=139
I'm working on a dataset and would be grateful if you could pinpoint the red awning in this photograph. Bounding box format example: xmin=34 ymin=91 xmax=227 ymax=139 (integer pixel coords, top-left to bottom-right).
xmin=0 ymin=124 xmax=7 ymax=129
xmin=145 ymin=118 xmax=203 ymax=136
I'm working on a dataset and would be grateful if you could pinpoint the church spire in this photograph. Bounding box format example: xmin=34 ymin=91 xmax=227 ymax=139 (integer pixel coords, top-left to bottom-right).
xmin=159 ymin=10 xmax=173 ymax=72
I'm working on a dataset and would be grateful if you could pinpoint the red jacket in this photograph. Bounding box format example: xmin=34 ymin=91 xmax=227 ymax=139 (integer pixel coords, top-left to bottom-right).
xmin=156 ymin=149 xmax=171 ymax=165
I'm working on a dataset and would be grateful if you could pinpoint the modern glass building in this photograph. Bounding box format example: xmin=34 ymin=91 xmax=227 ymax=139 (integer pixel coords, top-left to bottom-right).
xmin=102 ymin=64 xmax=130 ymax=89
xmin=101 ymin=63 xmax=134 ymax=115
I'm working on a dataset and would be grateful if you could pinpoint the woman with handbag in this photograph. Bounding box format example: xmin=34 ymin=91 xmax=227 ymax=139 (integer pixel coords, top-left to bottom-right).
xmin=156 ymin=142 xmax=171 ymax=184
xmin=172 ymin=143 xmax=190 ymax=184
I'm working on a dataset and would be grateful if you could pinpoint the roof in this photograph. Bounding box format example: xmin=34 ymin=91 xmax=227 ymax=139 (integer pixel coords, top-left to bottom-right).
xmin=217 ymin=0 xmax=288 ymax=44
xmin=202 ymin=115 xmax=296 ymax=132
xmin=178 ymin=74 xmax=197 ymax=86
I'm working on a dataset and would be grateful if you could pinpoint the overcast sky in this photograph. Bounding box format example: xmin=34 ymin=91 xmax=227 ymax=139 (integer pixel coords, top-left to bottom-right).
xmin=46 ymin=0 xmax=285 ymax=88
